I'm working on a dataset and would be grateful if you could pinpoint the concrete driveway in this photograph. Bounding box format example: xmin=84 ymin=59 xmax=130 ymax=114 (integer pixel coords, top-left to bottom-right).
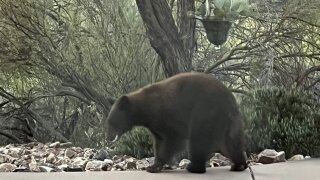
xmin=1 ymin=159 xmax=319 ymax=180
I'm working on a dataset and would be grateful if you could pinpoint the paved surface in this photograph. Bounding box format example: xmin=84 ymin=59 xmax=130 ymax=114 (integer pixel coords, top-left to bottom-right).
xmin=1 ymin=159 xmax=319 ymax=180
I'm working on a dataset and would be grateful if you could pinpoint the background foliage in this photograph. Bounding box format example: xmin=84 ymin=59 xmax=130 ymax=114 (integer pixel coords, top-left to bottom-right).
xmin=0 ymin=0 xmax=319 ymax=158
xmin=241 ymin=87 xmax=320 ymax=157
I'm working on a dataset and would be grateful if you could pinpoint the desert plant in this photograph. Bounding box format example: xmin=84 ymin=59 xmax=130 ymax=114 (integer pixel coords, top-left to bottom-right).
xmin=195 ymin=0 xmax=255 ymax=21
xmin=188 ymin=0 xmax=255 ymax=45
xmin=112 ymin=127 xmax=153 ymax=159
xmin=241 ymin=87 xmax=320 ymax=157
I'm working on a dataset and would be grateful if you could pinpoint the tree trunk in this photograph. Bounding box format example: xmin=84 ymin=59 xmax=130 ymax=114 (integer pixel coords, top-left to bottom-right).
xmin=135 ymin=0 xmax=195 ymax=77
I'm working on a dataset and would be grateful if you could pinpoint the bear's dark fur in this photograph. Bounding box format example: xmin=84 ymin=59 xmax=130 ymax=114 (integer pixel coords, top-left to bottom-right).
xmin=105 ymin=72 xmax=247 ymax=173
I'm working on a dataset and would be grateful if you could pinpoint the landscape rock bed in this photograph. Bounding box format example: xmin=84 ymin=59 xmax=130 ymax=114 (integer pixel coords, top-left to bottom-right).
xmin=0 ymin=142 xmax=310 ymax=172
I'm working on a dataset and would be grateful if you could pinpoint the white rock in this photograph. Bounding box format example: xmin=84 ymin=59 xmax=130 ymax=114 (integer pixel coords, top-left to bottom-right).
xmin=65 ymin=148 xmax=77 ymax=158
xmin=71 ymin=147 xmax=83 ymax=153
xmin=289 ymin=154 xmax=304 ymax=161
xmin=259 ymin=149 xmax=278 ymax=157
xmin=0 ymin=154 xmax=15 ymax=163
xmin=103 ymin=159 xmax=114 ymax=164
xmin=49 ymin=142 xmax=60 ymax=148
xmin=29 ymin=156 xmax=40 ymax=172
xmin=72 ymin=157 xmax=88 ymax=167
xmin=258 ymin=149 xmax=285 ymax=164
xmin=46 ymin=153 xmax=56 ymax=163
xmin=39 ymin=166 xmax=56 ymax=172
xmin=124 ymin=161 xmax=136 ymax=170
xmin=84 ymin=149 xmax=95 ymax=159
xmin=59 ymin=142 xmax=73 ymax=148
xmin=23 ymin=149 xmax=32 ymax=155
xmin=85 ymin=160 xmax=108 ymax=171
xmin=114 ymin=161 xmax=125 ymax=170
xmin=136 ymin=159 xmax=151 ymax=170
xmin=125 ymin=157 xmax=137 ymax=163
xmin=179 ymin=159 xmax=191 ymax=169
xmin=58 ymin=164 xmax=68 ymax=171
xmin=0 ymin=163 xmax=16 ymax=172
xmin=8 ymin=148 xmax=21 ymax=158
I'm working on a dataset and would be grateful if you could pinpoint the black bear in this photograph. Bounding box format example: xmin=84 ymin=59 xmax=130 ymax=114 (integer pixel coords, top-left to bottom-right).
xmin=105 ymin=72 xmax=247 ymax=173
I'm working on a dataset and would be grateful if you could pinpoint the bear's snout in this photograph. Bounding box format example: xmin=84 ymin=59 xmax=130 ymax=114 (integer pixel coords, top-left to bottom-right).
xmin=106 ymin=130 xmax=119 ymax=143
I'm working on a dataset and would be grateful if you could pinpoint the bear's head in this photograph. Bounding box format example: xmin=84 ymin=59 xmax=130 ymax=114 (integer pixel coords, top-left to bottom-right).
xmin=105 ymin=95 xmax=133 ymax=143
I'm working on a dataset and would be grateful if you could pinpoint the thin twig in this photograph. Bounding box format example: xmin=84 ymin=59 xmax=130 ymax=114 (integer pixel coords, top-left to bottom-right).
xmin=248 ymin=165 xmax=256 ymax=180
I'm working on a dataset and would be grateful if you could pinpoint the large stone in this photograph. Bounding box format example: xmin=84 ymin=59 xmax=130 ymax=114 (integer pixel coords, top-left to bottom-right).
xmin=13 ymin=166 xmax=30 ymax=172
xmin=0 ymin=163 xmax=17 ymax=172
xmin=23 ymin=149 xmax=33 ymax=155
xmin=60 ymin=142 xmax=73 ymax=148
xmin=288 ymin=154 xmax=304 ymax=161
xmin=39 ymin=166 xmax=56 ymax=172
xmin=85 ymin=160 xmax=109 ymax=171
xmin=21 ymin=154 xmax=31 ymax=160
xmin=8 ymin=148 xmax=21 ymax=158
xmin=5 ymin=144 xmax=14 ymax=149
xmin=65 ymin=164 xmax=84 ymax=172
xmin=114 ymin=162 xmax=125 ymax=171
xmin=60 ymin=157 xmax=72 ymax=164
xmin=258 ymin=149 xmax=286 ymax=164
xmin=178 ymin=159 xmax=191 ymax=169
xmin=93 ymin=149 xmax=109 ymax=161
xmin=31 ymin=151 xmax=44 ymax=158
xmin=124 ymin=157 xmax=137 ymax=170
xmin=13 ymin=159 xmax=28 ymax=167
xmin=72 ymin=157 xmax=88 ymax=168
xmin=46 ymin=153 xmax=56 ymax=163
xmin=65 ymin=148 xmax=77 ymax=158
xmin=0 ymin=154 xmax=15 ymax=163
xmin=57 ymin=164 xmax=68 ymax=171
xmin=29 ymin=156 xmax=41 ymax=172
xmin=71 ymin=147 xmax=83 ymax=153
xmin=49 ymin=142 xmax=60 ymax=148
xmin=83 ymin=149 xmax=95 ymax=159
xmin=37 ymin=143 xmax=45 ymax=150
xmin=136 ymin=157 xmax=154 ymax=170
xmin=209 ymin=153 xmax=231 ymax=167
xmin=103 ymin=159 xmax=114 ymax=165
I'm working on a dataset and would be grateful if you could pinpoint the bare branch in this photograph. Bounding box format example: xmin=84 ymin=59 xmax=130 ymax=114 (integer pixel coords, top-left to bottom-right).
xmin=0 ymin=130 xmax=24 ymax=144
xmin=296 ymin=65 xmax=320 ymax=86
xmin=0 ymin=87 xmax=69 ymax=142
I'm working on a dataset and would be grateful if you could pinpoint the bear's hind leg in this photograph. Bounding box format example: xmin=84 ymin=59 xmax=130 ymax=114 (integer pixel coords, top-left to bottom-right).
xmin=147 ymin=137 xmax=185 ymax=173
xmin=224 ymin=128 xmax=248 ymax=171
xmin=186 ymin=139 xmax=211 ymax=173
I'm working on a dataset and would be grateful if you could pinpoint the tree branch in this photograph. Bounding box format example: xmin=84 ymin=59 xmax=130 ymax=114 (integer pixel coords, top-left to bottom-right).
xmin=0 ymin=130 xmax=24 ymax=144
xmin=204 ymin=45 xmax=253 ymax=74
xmin=135 ymin=0 xmax=191 ymax=76
xmin=0 ymin=87 xmax=69 ymax=142
xmin=296 ymin=65 xmax=320 ymax=86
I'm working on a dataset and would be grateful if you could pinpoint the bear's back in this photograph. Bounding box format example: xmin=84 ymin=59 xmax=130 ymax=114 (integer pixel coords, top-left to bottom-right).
xmin=158 ymin=72 xmax=234 ymax=102
xmin=129 ymin=72 xmax=238 ymax=118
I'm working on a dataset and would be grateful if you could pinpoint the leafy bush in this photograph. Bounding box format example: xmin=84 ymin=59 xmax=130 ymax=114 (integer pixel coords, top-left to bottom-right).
xmin=112 ymin=127 xmax=153 ymax=159
xmin=241 ymin=87 xmax=320 ymax=157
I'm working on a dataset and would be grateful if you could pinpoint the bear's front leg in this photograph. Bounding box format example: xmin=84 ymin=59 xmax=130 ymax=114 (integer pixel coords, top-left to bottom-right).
xmin=146 ymin=138 xmax=166 ymax=173
xmin=146 ymin=138 xmax=179 ymax=173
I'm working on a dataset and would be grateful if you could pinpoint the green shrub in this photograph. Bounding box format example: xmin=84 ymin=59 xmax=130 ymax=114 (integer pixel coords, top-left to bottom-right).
xmin=112 ymin=127 xmax=153 ymax=159
xmin=241 ymin=87 xmax=320 ymax=157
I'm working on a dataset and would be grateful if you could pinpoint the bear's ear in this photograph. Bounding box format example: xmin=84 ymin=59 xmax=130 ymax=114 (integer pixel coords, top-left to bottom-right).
xmin=118 ymin=95 xmax=130 ymax=110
